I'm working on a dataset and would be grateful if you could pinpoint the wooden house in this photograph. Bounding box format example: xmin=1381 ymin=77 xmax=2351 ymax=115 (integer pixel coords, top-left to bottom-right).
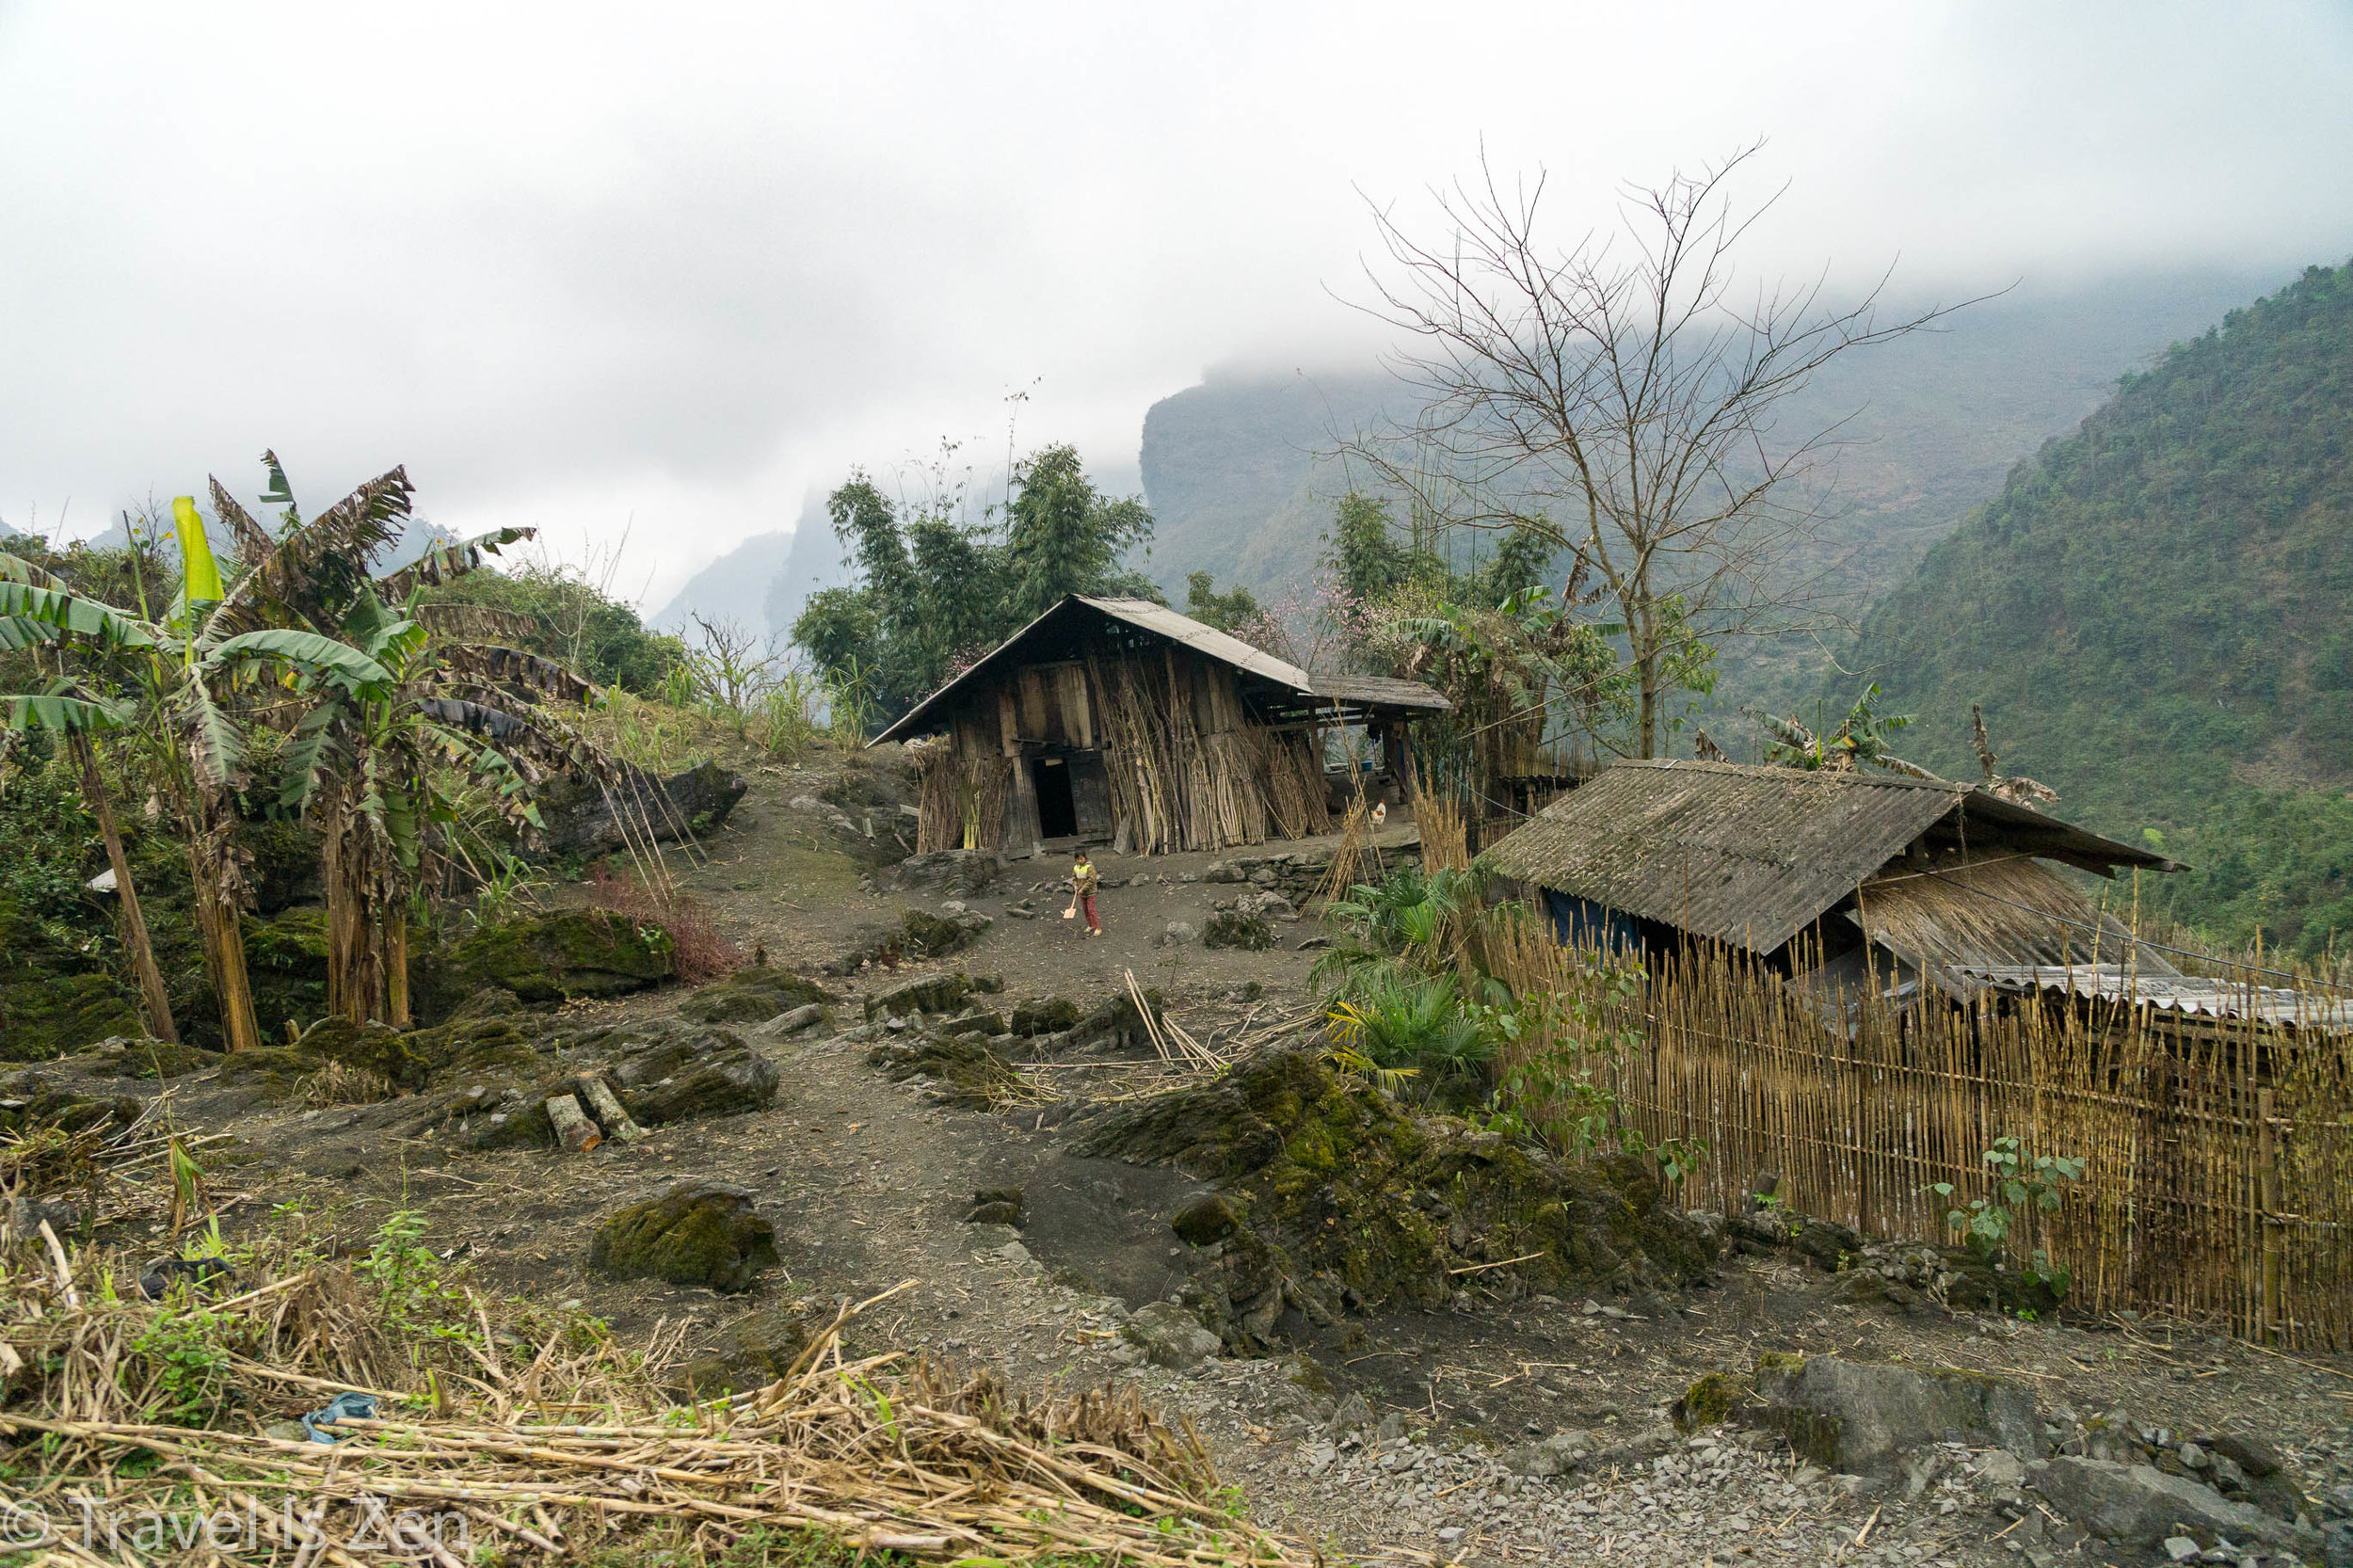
xmin=1481 ymin=758 xmax=2185 ymax=1002
xmin=872 ymin=595 xmax=1449 ymax=857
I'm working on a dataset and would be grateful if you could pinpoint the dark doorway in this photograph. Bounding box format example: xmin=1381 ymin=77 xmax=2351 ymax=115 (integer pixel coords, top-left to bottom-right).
xmin=1032 ymin=755 xmax=1078 ymax=838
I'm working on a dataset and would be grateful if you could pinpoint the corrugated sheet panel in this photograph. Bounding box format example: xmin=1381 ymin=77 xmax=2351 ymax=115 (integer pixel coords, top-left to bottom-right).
xmin=1958 ymin=966 xmax=2353 ymax=1033
xmin=1308 ymin=674 xmax=1455 ymax=711
xmin=1078 ymin=596 xmax=1316 ymax=693
xmin=1482 ymin=760 xmax=1964 ymax=953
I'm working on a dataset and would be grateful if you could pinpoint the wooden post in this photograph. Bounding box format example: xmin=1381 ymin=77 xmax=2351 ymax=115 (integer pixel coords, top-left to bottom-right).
xmin=2256 ymin=1086 xmax=2281 ymax=1345
xmin=72 ymin=733 xmax=177 ymax=1043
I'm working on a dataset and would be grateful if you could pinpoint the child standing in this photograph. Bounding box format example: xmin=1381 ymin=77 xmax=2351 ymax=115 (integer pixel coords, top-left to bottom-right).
xmin=1067 ymin=849 xmax=1102 ymax=936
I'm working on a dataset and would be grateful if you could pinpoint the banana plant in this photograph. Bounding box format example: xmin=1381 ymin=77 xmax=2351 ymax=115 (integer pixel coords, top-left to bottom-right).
xmin=211 ymin=457 xmax=628 ymax=1027
xmin=2 ymin=493 xmax=400 ymax=1051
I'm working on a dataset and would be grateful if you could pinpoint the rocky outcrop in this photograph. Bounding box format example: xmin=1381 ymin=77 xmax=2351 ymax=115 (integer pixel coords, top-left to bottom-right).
xmin=415 ymin=910 xmax=675 ymax=1017
xmin=1069 ymin=1049 xmax=1718 ymax=1353
xmin=537 ymin=760 xmax=747 ymax=856
xmin=590 ymin=1180 xmax=778 ymax=1292
xmin=2027 ymin=1458 xmax=2321 ymax=1559
xmin=866 ymin=1028 xmax=1017 ymax=1110
xmin=679 ymin=968 xmax=836 ymax=1025
xmin=1747 ymin=1353 xmax=2041 ymax=1478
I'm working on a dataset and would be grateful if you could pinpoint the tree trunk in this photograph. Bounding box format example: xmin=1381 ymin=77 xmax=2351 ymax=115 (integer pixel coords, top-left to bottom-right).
xmin=72 ymin=734 xmax=177 ymax=1043
xmin=385 ymin=906 xmax=410 ymax=1028
xmin=185 ymin=856 xmax=261 ymax=1054
xmin=323 ymin=806 xmax=388 ymax=1025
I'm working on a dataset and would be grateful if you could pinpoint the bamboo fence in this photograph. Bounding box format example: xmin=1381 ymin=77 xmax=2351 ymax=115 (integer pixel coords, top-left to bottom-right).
xmin=1482 ymin=914 xmax=2353 ymax=1349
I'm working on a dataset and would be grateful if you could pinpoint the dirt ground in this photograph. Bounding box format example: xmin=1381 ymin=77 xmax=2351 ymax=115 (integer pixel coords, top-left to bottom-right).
xmin=44 ymin=743 xmax=2353 ymax=1566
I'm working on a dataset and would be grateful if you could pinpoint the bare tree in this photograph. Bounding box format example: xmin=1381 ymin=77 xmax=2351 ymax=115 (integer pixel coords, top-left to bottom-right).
xmin=1344 ymin=146 xmax=1983 ymax=758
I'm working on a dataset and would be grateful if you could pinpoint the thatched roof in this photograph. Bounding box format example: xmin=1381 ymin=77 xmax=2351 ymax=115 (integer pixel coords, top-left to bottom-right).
xmin=872 ymin=595 xmax=1449 ymax=744
xmin=1482 ymin=759 xmax=2174 ymax=956
xmin=1853 ymin=854 xmax=2176 ymax=979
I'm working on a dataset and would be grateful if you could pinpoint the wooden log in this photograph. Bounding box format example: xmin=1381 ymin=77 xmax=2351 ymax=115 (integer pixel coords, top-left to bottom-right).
xmin=546 ymin=1093 xmax=602 ymax=1153
xmin=577 ymin=1074 xmax=644 ymax=1144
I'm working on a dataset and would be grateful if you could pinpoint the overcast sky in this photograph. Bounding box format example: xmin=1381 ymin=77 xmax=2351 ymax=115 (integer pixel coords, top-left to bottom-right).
xmin=4 ymin=2 xmax=2348 ymax=605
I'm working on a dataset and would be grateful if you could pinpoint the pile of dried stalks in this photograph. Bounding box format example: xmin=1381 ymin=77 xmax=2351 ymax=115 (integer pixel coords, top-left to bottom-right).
xmin=1 ymin=1244 xmax=1320 ymax=1566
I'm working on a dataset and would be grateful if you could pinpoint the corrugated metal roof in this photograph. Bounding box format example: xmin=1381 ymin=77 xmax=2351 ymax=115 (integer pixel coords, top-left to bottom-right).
xmin=1957 ymin=965 xmax=2353 ymax=1033
xmin=1076 ymin=597 xmax=1318 ymax=691
xmin=1307 ymin=673 xmax=1454 ymax=712
xmin=872 ymin=595 xmax=1447 ymax=744
xmin=1481 ymin=759 xmax=2170 ymax=956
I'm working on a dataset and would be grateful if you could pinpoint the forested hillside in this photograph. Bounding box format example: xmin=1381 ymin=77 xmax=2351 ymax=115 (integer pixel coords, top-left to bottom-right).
xmin=1140 ymin=271 xmax=2274 ymax=721
xmin=1842 ymin=263 xmax=2353 ymax=953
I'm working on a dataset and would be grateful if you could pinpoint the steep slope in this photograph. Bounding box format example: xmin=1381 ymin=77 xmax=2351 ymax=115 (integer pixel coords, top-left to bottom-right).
xmin=1140 ymin=271 xmax=2275 ymax=720
xmin=1842 ymin=263 xmax=2353 ymax=952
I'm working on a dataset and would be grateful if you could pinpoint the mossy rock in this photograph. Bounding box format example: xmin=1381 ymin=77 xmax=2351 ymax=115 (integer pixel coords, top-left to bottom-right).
xmin=680 ymin=969 xmax=835 ymax=1025
xmin=1673 ymin=1370 xmax=1750 ymax=1433
xmin=613 ymin=1028 xmax=780 ymax=1124
xmin=243 ymin=907 xmax=331 ymax=1041
xmin=1010 ymin=997 xmax=1080 ymax=1036
xmin=866 ymin=1031 xmax=1016 ymax=1109
xmin=422 ymin=910 xmax=675 ymax=1015
xmin=1172 ymin=1193 xmax=1239 ymax=1246
xmin=0 ymin=1069 xmax=142 ymax=1137
xmin=86 ymin=1038 xmax=227 ymax=1080
xmin=590 ymin=1180 xmax=778 ymax=1292
xmin=1071 ymin=1049 xmax=1719 ymax=1314
xmin=290 ymin=1016 xmax=417 ymax=1084
xmin=864 ymin=973 xmax=971 ymax=1020
xmin=0 ymin=972 xmax=144 ymax=1062
xmin=899 ymin=908 xmax=990 ymax=960
xmin=1201 ymin=911 xmax=1274 ymax=952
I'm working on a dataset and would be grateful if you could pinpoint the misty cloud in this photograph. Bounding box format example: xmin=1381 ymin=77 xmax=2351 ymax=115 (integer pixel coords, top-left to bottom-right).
xmin=3 ymin=2 xmax=2346 ymax=604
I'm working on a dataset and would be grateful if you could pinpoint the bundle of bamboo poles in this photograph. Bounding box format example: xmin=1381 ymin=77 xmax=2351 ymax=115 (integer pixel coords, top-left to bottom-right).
xmin=1411 ymin=791 xmax=1468 ymax=874
xmin=1086 ymin=653 xmax=1277 ymax=856
xmin=1251 ymin=728 xmax=1332 ymax=840
xmin=1478 ymin=906 xmax=2353 ymax=1349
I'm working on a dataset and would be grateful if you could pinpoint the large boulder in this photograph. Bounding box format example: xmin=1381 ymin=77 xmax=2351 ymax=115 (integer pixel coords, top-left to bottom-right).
xmin=589 ymin=1180 xmax=778 ymax=1292
xmin=2028 ymin=1457 xmax=2322 ymax=1558
xmin=537 ymin=760 xmax=746 ymax=856
xmin=1120 ymin=1302 xmax=1221 ymax=1368
xmin=420 ymin=909 xmax=674 ymax=1015
xmin=610 ymin=1028 xmax=781 ymax=1125
xmin=1750 ymin=1353 xmax=2041 ymax=1478
xmin=1201 ymin=910 xmax=1274 ymax=951
xmin=680 ymin=968 xmax=835 ymax=1025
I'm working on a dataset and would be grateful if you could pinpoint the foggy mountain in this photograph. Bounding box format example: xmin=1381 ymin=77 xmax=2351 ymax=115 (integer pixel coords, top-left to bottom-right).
xmin=1135 ymin=267 xmax=2281 ymax=721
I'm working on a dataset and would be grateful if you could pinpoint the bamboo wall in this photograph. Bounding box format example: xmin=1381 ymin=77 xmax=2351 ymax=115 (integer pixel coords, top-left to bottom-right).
xmin=911 ymin=647 xmax=1333 ymax=856
xmin=1483 ymin=915 xmax=2353 ymax=1348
